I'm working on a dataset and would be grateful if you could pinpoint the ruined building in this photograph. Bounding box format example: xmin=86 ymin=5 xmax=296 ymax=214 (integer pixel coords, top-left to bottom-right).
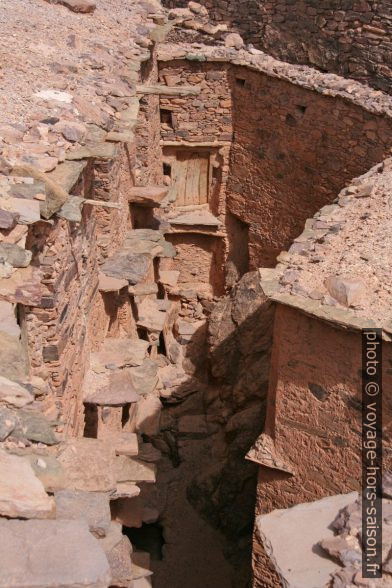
xmin=0 ymin=0 xmax=391 ymax=587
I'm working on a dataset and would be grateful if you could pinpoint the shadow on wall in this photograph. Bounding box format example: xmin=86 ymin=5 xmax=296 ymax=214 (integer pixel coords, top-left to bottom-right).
xmin=150 ymin=271 xmax=275 ymax=586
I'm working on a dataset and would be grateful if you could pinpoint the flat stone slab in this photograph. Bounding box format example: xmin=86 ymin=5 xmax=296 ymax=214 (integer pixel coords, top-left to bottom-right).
xmin=55 ymin=490 xmax=111 ymax=538
xmin=256 ymin=492 xmax=358 ymax=588
xmin=84 ymin=369 xmax=139 ymax=406
xmin=128 ymin=186 xmax=168 ymax=207
xmin=136 ymin=298 xmax=167 ymax=333
xmin=136 ymin=84 xmax=201 ymax=96
xmin=104 ymin=432 xmax=138 ymax=456
xmin=169 ymin=211 xmax=222 ymax=227
xmin=113 ymin=456 xmax=156 ymax=484
xmin=0 ymin=375 xmax=33 ymax=408
xmin=159 ymin=270 xmax=180 ymax=287
xmin=112 ymin=482 xmax=141 ymax=499
xmin=12 ymin=409 xmax=59 ymax=445
xmin=0 ymin=265 xmax=43 ymax=306
xmin=57 ymin=438 xmax=116 ymax=492
xmin=98 ymin=272 xmax=128 ymax=293
xmin=101 ymin=251 xmax=152 ymax=285
xmin=0 ymin=450 xmax=55 ymax=519
xmin=91 ymin=338 xmax=149 ymax=371
xmin=0 ymin=519 xmax=110 ymax=588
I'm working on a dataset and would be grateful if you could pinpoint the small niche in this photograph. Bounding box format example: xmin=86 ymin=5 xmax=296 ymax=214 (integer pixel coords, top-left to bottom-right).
xmin=163 ymin=162 xmax=172 ymax=178
xmin=296 ymin=104 xmax=307 ymax=116
xmin=236 ymin=77 xmax=246 ymax=87
xmin=285 ymin=113 xmax=297 ymax=127
xmin=160 ymin=109 xmax=173 ymax=129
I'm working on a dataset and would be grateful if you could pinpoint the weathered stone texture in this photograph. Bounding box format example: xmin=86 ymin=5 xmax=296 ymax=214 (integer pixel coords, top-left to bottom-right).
xmin=164 ymin=0 xmax=392 ymax=93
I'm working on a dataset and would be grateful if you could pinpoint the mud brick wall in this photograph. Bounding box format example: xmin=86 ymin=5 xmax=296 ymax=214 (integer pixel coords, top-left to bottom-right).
xmin=163 ymin=0 xmax=392 ymax=93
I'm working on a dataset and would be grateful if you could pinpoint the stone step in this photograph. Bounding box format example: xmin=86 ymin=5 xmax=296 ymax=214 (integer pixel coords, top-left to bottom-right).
xmin=100 ymin=250 xmax=153 ymax=285
xmin=0 ymin=519 xmax=111 ymax=588
xmin=83 ymin=369 xmax=139 ymax=407
xmin=136 ymin=298 xmax=168 ymax=333
xmin=124 ymin=229 xmax=176 ymax=259
xmin=98 ymin=272 xmax=128 ymax=293
xmin=114 ymin=456 xmax=156 ymax=484
xmin=128 ymin=185 xmax=168 ymax=207
xmin=112 ymin=482 xmax=141 ymax=500
xmin=56 ymin=438 xmax=117 ymax=493
xmin=168 ymin=209 xmax=222 ymax=228
xmin=54 ymin=490 xmax=111 ymax=538
xmin=90 ymin=338 xmax=149 ymax=372
xmin=103 ymin=432 xmax=138 ymax=457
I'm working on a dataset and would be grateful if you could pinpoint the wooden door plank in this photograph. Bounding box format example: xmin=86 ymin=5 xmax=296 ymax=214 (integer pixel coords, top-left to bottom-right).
xmin=199 ymin=155 xmax=209 ymax=204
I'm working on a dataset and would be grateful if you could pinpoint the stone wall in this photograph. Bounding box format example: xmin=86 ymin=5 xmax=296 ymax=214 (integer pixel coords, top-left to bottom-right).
xmin=24 ymin=145 xmax=136 ymax=435
xmin=158 ymin=56 xmax=392 ymax=269
xmin=164 ymin=0 xmax=392 ymax=93
xmin=228 ymin=64 xmax=392 ymax=267
xmin=250 ymin=304 xmax=392 ymax=585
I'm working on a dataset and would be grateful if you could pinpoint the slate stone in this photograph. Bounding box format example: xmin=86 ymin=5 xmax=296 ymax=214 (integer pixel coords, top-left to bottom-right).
xmin=0 ymin=519 xmax=111 ymax=588
xmin=12 ymin=410 xmax=59 ymax=445
xmin=325 ymin=275 xmax=365 ymax=307
xmin=113 ymin=456 xmax=156 ymax=484
xmin=101 ymin=251 xmax=152 ymax=285
xmin=0 ymin=407 xmax=18 ymax=440
xmin=22 ymin=452 xmax=68 ymax=492
xmin=0 ymin=209 xmax=20 ymax=229
xmin=106 ymin=536 xmax=133 ymax=587
xmin=10 ymin=181 xmax=46 ymax=199
xmin=91 ymin=338 xmax=149 ymax=371
xmin=66 ymin=143 xmax=117 ymax=161
xmin=157 ymin=240 xmax=176 ymax=258
xmin=0 ymin=243 xmax=32 ymax=268
xmin=84 ymin=370 xmax=139 ymax=406
xmin=0 ymin=301 xmax=20 ymax=337
xmin=256 ymin=492 xmax=358 ymax=588
xmin=8 ymin=196 xmax=41 ymax=224
xmin=55 ymin=490 xmax=111 ymax=538
xmin=0 ymin=265 xmax=43 ymax=306
xmin=0 ymin=450 xmax=55 ymax=519
xmin=128 ymin=186 xmax=168 ymax=207
xmin=57 ymin=196 xmax=84 ymax=222
xmin=57 ymin=438 xmax=116 ymax=492
xmin=169 ymin=210 xmax=221 ymax=227
xmin=0 ymin=376 xmax=34 ymax=408
xmin=98 ymin=273 xmax=128 ymax=292
xmin=105 ymin=432 xmax=138 ymax=456
xmin=128 ymin=360 xmax=159 ymax=396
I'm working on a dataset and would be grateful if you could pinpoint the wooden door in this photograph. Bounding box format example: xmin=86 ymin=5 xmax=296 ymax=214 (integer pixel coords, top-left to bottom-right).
xmin=171 ymin=151 xmax=210 ymax=206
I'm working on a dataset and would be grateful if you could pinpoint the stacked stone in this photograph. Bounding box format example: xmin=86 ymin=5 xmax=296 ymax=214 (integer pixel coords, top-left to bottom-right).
xmin=0 ymin=2 xmax=178 ymax=586
xmin=163 ymin=0 xmax=392 ymax=93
